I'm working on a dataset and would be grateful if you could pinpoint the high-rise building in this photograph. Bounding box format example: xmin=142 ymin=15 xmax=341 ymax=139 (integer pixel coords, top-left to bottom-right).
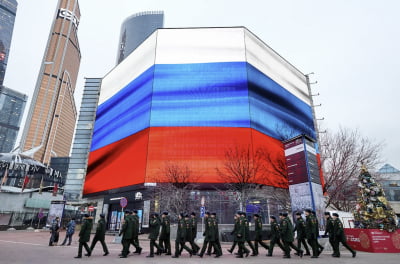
xmin=116 ymin=11 xmax=163 ymax=65
xmin=20 ymin=0 xmax=81 ymax=164
xmin=0 ymin=86 xmax=27 ymax=152
xmin=0 ymin=0 xmax=17 ymax=85
xmin=64 ymin=78 xmax=101 ymax=201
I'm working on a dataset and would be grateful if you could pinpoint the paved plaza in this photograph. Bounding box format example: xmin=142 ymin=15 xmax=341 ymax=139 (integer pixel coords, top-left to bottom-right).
xmin=0 ymin=230 xmax=398 ymax=264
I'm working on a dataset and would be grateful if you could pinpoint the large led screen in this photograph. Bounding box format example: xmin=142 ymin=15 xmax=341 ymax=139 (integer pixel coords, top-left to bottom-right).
xmin=83 ymin=27 xmax=316 ymax=196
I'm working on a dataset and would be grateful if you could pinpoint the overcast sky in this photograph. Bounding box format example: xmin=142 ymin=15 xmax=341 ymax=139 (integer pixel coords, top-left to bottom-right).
xmin=4 ymin=0 xmax=400 ymax=169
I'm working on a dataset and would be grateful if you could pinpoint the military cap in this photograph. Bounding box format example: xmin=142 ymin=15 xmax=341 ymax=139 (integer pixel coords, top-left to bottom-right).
xmin=100 ymin=213 xmax=105 ymax=218
xmin=282 ymin=212 xmax=288 ymax=217
xmin=253 ymin=213 xmax=260 ymax=217
xmin=132 ymin=210 xmax=138 ymax=214
xmin=191 ymin=212 xmax=196 ymax=216
xmin=295 ymin=212 xmax=302 ymax=216
xmin=162 ymin=211 xmax=169 ymax=215
xmin=185 ymin=214 xmax=190 ymax=218
xmin=324 ymin=212 xmax=331 ymax=216
xmin=179 ymin=213 xmax=185 ymax=218
xmin=211 ymin=212 xmax=217 ymax=216
xmin=84 ymin=213 xmax=89 ymax=217
xmin=312 ymin=210 xmax=316 ymax=215
xmin=332 ymin=213 xmax=339 ymax=217
xmin=279 ymin=212 xmax=284 ymax=216
xmin=125 ymin=210 xmax=131 ymax=214
xmin=270 ymin=215 xmax=276 ymax=220
xmin=240 ymin=212 xmax=247 ymax=216
xmin=205 ymin=211 xmax=211 ymax=215
xmin=154 ymin=213 xmax=159 ymax=217
xmin=304 ymin=209 xmax=312 ymax=213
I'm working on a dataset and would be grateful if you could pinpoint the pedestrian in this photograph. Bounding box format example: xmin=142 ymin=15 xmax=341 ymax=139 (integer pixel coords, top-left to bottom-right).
xmin=253 ymin=213 xmax=269 ymax=256
xmin=61 ymin=217 xmax=75 ymax=246
xmin=312 ymin=210 xmax=324 ymax=254
xmin=49 ymin=216 xmax=60 ymax=246
xmin=331 ymin=213 xmax=356 ymax=258
xmin=304 ymin=209 xmax=319 ymax=258
xmin=147 ymin=213 xmax=162 ymax=257
xmin=173 ymin=213 xmax=193 ymax=258
xmin=119 ymin=210 xmax=133 ymax=258
xmin=279 ymin=212 xmax=303 ymax=258
xmin=130 ymin=210 xmax=142 ymax=254
xmin=240 ymin=212 xmax=256 ymax=255
xmin=74 ymin=214 xmax=93 ymax=258
xmin=293 ymin=212 xmax=310 ymax=256
xmin=323 ymin=212 xmax=334 ymax=253
xmin=159 ymin=211 xmax=171 ymax=255
xmin=267 ymin=215 xmax=285 ymax=256
xmin=189 ymin=212 xmax=200 ymax=254
xmin=89 ymin=213 xmax=109 ymax=256
xmin=236 ymin=211 xmax=250 ymax=258
xmin=227 ymin=212 xmax=240 ymax=254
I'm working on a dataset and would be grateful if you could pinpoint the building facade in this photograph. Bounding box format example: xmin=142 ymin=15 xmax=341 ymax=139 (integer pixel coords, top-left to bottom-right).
xmin=19 ymin=0 xmax=81 ymax=164
xmin=63 ymin=78 xmax=101 ymax=201
xmin=0 ymin=0 xmax=17 ymax=85
xmin=378 ymin=164 xmax=400 ymax=215
xmin=0 ymin=86 xmax=27 ymax=152
xmin=83 ymin=27 xmax=323 ymax=225
xmin=116 ymin=11 xmax=163 ymax=65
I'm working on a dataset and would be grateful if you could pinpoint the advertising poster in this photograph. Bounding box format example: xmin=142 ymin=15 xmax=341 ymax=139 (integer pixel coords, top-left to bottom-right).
xmin=46 ymin=200 xmax=66 ymax=227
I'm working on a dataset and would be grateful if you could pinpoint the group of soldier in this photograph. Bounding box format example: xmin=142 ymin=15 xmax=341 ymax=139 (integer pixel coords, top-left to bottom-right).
xmin=72 ymin=208 xmax=357 ymax=259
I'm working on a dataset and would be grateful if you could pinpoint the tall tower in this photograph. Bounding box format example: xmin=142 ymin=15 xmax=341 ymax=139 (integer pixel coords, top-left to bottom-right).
xmin=116 ymin=11 xmax=163 ymax=65
xmin=0 ymin=0 xmax=18 ymax=85
xmin=20 ymin=0 xmax=81 ymax=164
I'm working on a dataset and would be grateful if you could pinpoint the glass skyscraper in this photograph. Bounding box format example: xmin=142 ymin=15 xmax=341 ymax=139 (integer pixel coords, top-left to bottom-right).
xmin=0 ymin=0 xmax=18 ymax=85
xmin=116 ymin=11 xmax=164 ymax=65
xmin=0 ymin=86 xmax=27 ymax=152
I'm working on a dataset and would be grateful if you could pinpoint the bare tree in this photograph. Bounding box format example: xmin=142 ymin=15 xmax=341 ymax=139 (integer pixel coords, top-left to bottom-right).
xmin=150 ymin=162 xmax=198 ymax=217
xmin=320 ymin=127 xmax=384 ymax=211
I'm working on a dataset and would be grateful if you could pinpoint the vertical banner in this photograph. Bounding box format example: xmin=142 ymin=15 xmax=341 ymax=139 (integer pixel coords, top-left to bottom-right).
xmin=142 ymin=200 xmax=150 ymax=228
xmin=46 ymin=200 xmax=66 ymax=227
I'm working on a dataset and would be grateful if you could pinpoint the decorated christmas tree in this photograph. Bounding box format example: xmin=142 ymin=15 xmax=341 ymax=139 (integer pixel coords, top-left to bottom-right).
xmin=353 ymin=165 xmax=397 ymax=232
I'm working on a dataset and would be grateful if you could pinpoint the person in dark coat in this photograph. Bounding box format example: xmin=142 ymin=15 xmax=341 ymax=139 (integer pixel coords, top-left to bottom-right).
xmin=173 ymin=213 xmax=193 ymax=258
xmin=159 ymin=211 xmax=171 ymax=255
xmin=293 ymin=212 xmax=310 ymax=255
xmin=236 ymin=212 xmax=250 ymax=258
xmin=227 ymin=213 xmax=240 ymax=254
xmin=331 ymin=213 xmax=356 ymax=258
xmin=74 ymin=214 xmax=93 ymax=258
xmin=61 ymin=217 xmax=75 ymax=246
xmin=130 ymin=210 xmax=142 ymax=254
xmin=240 ymin=212 xmax=256 ymax=256
xmin=267 ymin=215 xmax=285 ymax=256
xmin=305 ymin=209 xmax=319 ymax=258
xmin=119 ymin=210 xmax=133 ymax=258
xmin=253 ymin=213 xmax=269 ymax=256
xmin=323 ymin=212 xmax=334 ymax=252
xmin=49 ymin=216 xmax=60 ymax=246
xmin=189 ymin=212 xmax=200 ymax=254
xmin=89 ymin=214 xmax=109 ymax=256
xmin=279 ymin=212 xmax=303 ymax=258
xmin=147 ymin=213 xmax=162 ymax=257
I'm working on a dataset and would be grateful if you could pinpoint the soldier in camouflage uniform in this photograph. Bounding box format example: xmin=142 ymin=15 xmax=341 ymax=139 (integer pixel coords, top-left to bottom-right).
xmin=159 ymin=211 xmax=171 ymax=255
xmin=279 ymin=212 xmax=303 ymax=258
xmin=252 ymin=213 xmax=269 ymax=256
xmin=293 ymin=212 xmax=310 ymax=256
xmin=331 ymin=213 xmax=356 ymax=258
xmin=267 ymin=215 xmax=285 ymax=256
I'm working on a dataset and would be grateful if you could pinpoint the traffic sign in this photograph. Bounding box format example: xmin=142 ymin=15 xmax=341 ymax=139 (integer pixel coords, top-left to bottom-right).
xmin=120 ymin=197 xmax=128 ymax=208
xmin=200 ymin=206 xmax=205 ymax=218
xmin=88 ymin=205 xmax=94 ymax=212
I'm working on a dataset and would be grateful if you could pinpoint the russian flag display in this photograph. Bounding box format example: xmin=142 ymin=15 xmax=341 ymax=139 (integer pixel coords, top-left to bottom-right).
xmin=83 ymin=27 xmax=316 ymax=195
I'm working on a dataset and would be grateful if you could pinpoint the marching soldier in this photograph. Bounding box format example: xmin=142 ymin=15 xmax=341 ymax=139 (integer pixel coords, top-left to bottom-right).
xmin=189 ymin=212 xmax=200 ymax=254
xmin=147 ymin=213 xmax=162 ymax=257
xmin=173 ymin=213 xmax=193 ymax=258
xmin=267 ymin=215 xmax=285 ymax=256
xmin=331 ymin=213 xmax=356 ymax=258
xmin=293 ymin=212 xmax=310 ymax=256
xmin=279 ymin=212 xmax=303 ymax=258
xmin=119 ymin=210 xmax=133 ymax=258
xmin=89 ymin=213 xmax=109 ymax=256
xmin=210 ymin=213 xmax=222 ymax=257
xmin=236 ymin=212 xmax=250 ymax=258
xmin=305 ymin=209 xmax=319 ymax=258
xmin=323 ymin=212 xmax=334 ymax=254
xmin=240 ymin=212 xmax=256 ymax=256
xmin=131 ymin=210 xmax=142 ymax=254
xmin=313 ymin=210 xmax=324 ymax=255
xmin=75 ymin=214 xmax=93 ymax=258
xmin=253 ymin=213 xmax=269 ymax=256
xmin=227 ymin=212 xmax=240 ymax=254
xmin=159 ymin=211 xmax=171 ymax=255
